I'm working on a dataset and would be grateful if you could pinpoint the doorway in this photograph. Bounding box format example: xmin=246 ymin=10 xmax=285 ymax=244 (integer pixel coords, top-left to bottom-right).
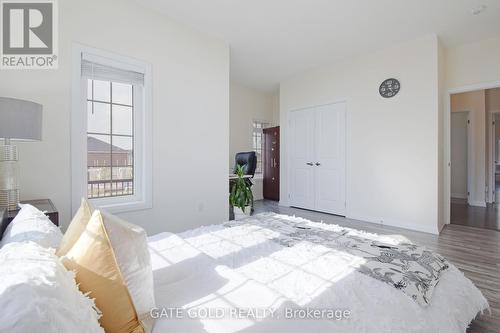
xmin=448 ymin=87 xmax=500 ymax=231
xmin=450 ymin=111 xmax=470 ymax=204
xmin=489 ymin=112 xmax=500 ymax=203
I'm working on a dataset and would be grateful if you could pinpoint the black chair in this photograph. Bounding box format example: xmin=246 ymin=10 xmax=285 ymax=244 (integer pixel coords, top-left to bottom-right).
xmin=233 ymin=151 xmax=257 ymax=186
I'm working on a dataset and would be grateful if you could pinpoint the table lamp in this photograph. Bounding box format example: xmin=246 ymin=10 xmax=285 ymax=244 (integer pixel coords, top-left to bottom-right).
xmin=0 ymin=97 xmax=42 ymax=210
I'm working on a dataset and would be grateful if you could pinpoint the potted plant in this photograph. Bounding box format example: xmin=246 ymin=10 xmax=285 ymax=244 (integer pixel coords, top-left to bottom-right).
xmin=229 ymin=165 xmax=253 ymax=220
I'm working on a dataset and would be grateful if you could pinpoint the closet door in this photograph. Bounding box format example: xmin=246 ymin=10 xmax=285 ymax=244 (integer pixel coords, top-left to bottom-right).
xmin=263 ymin=126 xmax=280 ymax=201
xmin=289 ymin=108 xmax=315 ymax=210
xmin=314 ymin=103 xmax=346 ymax=215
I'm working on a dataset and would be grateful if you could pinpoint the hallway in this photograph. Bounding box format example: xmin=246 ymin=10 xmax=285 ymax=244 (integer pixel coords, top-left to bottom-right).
xmin=451 ymin=200 xmax=500 ymax=231
xmin=450 ymin=182 xmax=500 ymax=231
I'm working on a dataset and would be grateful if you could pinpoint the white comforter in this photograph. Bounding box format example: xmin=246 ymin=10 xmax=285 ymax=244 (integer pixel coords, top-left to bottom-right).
xmin=149 ymin=213 xmax=488 ymax=333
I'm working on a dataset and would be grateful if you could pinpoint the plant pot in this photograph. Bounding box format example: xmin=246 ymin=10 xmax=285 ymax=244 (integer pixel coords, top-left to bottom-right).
xmin=233 ymin=206 xmax=251 ymax=220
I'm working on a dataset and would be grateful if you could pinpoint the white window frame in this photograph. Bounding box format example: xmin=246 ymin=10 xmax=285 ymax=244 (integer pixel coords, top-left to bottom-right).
xmin=71 ymin=43 xmax=152 ymax=214
xmin=252 ymin=119 xmax=269 ymax=175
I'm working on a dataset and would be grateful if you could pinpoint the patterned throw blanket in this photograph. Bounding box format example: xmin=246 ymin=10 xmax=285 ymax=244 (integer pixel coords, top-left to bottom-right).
xmin=224 ymin=214 xmax=449 ymax=306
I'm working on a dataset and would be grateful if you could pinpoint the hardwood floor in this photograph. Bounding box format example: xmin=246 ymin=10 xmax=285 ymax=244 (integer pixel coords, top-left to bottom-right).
xmin=450 ymin=181 xmax=500 ymax=231
xmin=253 ymin=200 xmax=500 ymax=333
xmin=451 ymin=198 xmax=500 ymax=231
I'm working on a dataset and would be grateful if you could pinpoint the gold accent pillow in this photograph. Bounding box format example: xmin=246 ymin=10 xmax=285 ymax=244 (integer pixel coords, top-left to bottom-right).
xmin=62 ymin=210 xmax=155 ymax=333
xmin=56 ymin=198 xmax=93 ymax=256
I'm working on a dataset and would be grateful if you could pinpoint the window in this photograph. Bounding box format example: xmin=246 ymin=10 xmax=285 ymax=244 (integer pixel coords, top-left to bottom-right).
xmin=72 ymin=45 xmax=151 ymax=214
xmin=87 ymin=79 xmax=134 ymax=198
xmin=252 ymin=120 xmax=268 ymax=174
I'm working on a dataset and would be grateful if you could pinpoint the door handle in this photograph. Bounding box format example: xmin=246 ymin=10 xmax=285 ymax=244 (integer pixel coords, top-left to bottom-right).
xmin=306 ymin=162 xmax=313 ymax=166
xmin=315 ymin=162 xmax=321 ymax=166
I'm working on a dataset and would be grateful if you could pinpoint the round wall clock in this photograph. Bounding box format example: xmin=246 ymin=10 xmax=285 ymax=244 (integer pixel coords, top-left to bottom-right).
xmin=379 ymin=78 xmax=400 ymax=98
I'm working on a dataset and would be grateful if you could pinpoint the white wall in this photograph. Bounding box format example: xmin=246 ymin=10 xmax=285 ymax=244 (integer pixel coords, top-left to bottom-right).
xmin=229 ymin=82 xmax=277 ymax=199
xmin=445 ymin=36 xmax=500 ymax=89
xmin=487 ymin=88 xmax=500 ymax=112
xmin=271 ymin=91 xmax=280 ymax=125
xmin=280 ymin=35 xmax=441 ymax=234
xmin=0 ymin=0 xmax=229 ymax=234
xmin=450 ymin=112 xmax=468 ymax=199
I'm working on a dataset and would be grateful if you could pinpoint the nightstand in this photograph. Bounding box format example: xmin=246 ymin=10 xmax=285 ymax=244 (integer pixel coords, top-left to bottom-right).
xmin=7 ymin=199 xmax=59 ymax=226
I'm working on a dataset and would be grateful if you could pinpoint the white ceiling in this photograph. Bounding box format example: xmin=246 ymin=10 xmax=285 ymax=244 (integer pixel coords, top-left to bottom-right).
xmin=137 ymin=0 xmax=500 ymax=92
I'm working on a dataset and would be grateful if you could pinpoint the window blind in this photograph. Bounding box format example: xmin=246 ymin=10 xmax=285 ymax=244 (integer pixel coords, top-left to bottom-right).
xmin=81 ymin=59 xmax=144 ymax=86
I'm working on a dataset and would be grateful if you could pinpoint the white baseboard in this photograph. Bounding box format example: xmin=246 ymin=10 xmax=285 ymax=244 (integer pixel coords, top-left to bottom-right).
xmin=346 ymin=212 xmax=440 ymax=235
xmin=451 ymin=193 xmax=467 ymax=199
xmin=469 ymin=201 xmax=487 ymax=207
xmin=275 ymin=203 xmax=440 ymax=234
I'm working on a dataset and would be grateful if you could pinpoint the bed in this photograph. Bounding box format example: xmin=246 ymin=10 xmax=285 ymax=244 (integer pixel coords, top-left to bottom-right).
xmin=149 ymin=213 xmax=488 ymax=333
xmin=0 ymin=204 xmax=489 ymax=333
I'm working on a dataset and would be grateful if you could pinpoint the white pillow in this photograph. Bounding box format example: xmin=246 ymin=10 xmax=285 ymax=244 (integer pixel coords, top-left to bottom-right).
xmin=100 ymin=210 xmax=156 ymax=331
xmin=0 ymin=241 xmax=104 ymax=333
xmin=1 ymin=204 xmax=62 ymax=249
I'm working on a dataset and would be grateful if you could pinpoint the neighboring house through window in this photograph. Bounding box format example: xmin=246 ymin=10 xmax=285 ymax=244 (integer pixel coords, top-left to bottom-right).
xmin=71 ymin=45 xmax=152 ymax=214
xmin=252 ymin=120 xmax=268 ymax=174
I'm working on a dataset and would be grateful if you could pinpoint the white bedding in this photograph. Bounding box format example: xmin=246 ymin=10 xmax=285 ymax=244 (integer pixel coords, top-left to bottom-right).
xmin=0 ymin=242 xmax=104 ymax=333
xmin=149 ymin=213 xmax=488 ymax=333
xmin=1 ymin=204 xmax=62 ymax=249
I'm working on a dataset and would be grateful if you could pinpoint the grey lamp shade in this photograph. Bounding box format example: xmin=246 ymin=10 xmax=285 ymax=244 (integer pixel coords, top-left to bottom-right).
xmin=0 ymin=97 xmax=42 ymax=141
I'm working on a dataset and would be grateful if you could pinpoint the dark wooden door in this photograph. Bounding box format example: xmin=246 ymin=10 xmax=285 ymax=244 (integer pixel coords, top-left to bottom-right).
xmin=263 ymin=126 xmax=280 ymax=201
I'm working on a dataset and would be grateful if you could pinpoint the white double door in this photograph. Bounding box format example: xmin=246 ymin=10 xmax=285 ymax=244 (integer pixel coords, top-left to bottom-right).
xmin=289 ymin=102 xmax=346 ymax=215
